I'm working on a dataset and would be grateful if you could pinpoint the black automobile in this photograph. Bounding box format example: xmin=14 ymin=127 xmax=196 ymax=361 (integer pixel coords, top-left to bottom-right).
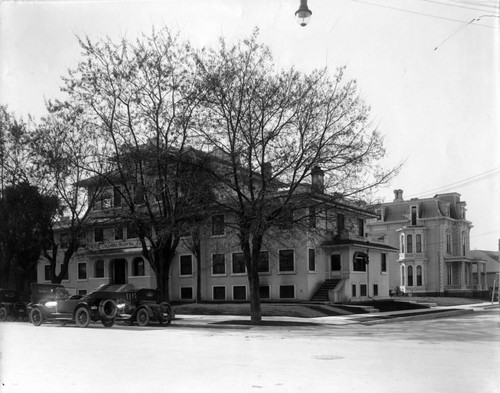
xmin=116 ymin=288 xmax=173 ymax=326
xmin=0 ymin=289 xmax=28 ymax=322
xmin=29 ymin=283 xmax=131 ymax=328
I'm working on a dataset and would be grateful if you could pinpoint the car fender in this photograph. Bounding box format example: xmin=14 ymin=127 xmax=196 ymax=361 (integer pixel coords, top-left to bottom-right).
xmin=73 ymin=302 xmax=90 ymax=317
xmin=138 ymin=305 xmax=154 ymax=318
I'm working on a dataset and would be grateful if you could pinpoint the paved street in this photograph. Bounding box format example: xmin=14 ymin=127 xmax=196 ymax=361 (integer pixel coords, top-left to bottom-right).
xmin=1 ymin=309 xmax=499 ymax=393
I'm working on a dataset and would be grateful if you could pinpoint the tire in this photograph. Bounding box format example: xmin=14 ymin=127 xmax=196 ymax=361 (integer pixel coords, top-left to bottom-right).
xmin=159 ymin=302 xmax=172 ymax=326
xmin=75 ymin=307 xmax=91 ymax=328
xmin=31 ymin=308 xmax=43 ymax=326
xmin=0 ymin=306 xmax=7 ymax=322
xmin=136 ymin=308 xmax=150 ymax=327
xmin=98 ymin=299 xmax=117 ymax=319
xmin=101 ymin=318 xmax=115 ymax=328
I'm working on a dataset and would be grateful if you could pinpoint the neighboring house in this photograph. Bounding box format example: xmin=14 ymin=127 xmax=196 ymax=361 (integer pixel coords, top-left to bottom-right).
xmin=37 ymin=154 xmax=397 ymax=303
xmin=468 ymin=249 xmax=499 ymax=290
xmin=366 ymin=189 xmax=488 ymax=296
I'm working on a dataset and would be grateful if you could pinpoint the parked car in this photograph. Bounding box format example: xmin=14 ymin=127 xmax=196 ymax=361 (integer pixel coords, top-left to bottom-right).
xmin=29 ymin=283 xmax=132 ymax=328
xmin=116 ymin=288 xmax=173 ymax=326
xmin=0 ymin=289 xmax=28 ymax=322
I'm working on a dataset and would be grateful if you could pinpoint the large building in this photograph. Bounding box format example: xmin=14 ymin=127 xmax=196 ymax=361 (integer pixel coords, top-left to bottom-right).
xmin=37 ymin=160 xmax=398 ymax=303
xmin=366 ymin=189 xmax=488 ymax=296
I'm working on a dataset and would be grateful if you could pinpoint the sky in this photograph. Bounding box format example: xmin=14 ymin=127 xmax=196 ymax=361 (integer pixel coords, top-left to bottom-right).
xmin=0 ymin=0 xmax=498 ymax=250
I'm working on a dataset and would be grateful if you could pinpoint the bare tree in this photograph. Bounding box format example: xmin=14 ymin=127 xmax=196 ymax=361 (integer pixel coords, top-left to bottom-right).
xmin=194 ymin=31 xmax=398 ymax=322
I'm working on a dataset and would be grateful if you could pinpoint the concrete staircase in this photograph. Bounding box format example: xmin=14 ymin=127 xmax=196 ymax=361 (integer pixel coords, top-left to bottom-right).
xmin=311 ymin=279 xmax=342 ymax=302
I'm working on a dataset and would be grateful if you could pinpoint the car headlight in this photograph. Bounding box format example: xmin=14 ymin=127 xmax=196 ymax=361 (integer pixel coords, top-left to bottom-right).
xmin=45 ymin=301 xmax=57 ymax=308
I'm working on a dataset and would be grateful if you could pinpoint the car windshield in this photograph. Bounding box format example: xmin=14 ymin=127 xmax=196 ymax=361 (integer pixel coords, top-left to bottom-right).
xmin=92 ymin=284 xmax=136 ymax=293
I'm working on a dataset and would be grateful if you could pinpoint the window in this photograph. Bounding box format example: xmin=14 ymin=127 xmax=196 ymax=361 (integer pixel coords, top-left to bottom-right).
xmin=381 ymin=253 xmax=387 ymax=273
xmin=60 ymin=233 xmax=69 ymax=249
xmin=401 ymin=265 xmax=405 ymax=286
xmin=279 ymin=209 xmax=294 ymax=229
xmin=400 ymin=234 xmax=405 ymax=253
xmin=411 ymin=206 xmax=417 ymax=225
xmin=447 ymin=264 xmax=452 ymax=285
xmin=407 ymin=265 xmax=414 ymax=286
xmin=133 ymin=257 xmax=145 ymax=276
xmin=78 ymin=289 xmax=87 ymax=296
xmin=180 ymin=287 xmax=193 ymax=300
xmin=406 ymin=234 xmax=413 ymax=253
xmin=127 ymin=222 xmax=137 ymax=239
xmin=212 ymin=254 xmax=226 ymax=275
xmin=358 ymin=218 xmax=364 ymax=237
xmin=115 ymin=225 xmax=123 ymax=240
xmin=352 ymin=284 xmax=357 ymax=297
xmin=113 ymin=186 xmax=121 ymax=207
xmin=95 ymin=259 xmax=104 ymax=278
xmin=360 ymin=284 xmax=367 ymax=297
xmin=258 ymin=251 xmax=269 ymax=273
xmin=211 ymin=214 xmax=225 ymax=236
xmin=462 ymin=232 xmax=466 ymax=256
xmin=279 ymin=249 xmax=294 ymax=272
xmin=446 ymin=232 xmax=452 ymax=254
xmin=94 ymin=227 xmax=104 ymax=242
xmin=373 ymin=284 xmax=378 ymax=296
xmin=353 ymin=252 xmax=367 ymax=272
xmin=101 ymin=192 xmax=112 ymax=209
xmin=308 ymin=249 xmax=316 ymax=271
xmin=331 ymin=254 xmax=341 ymax=271
xmin=233 ymin=286 xmax=246 ymax=300
xmin=259 ymin=285 xmax=270 ymax=299
xmin=309 ymin=206 xmax=316 ymax=228
xmin=78 ymin=263 xmax=87 ymax=280
xmin=180 ymin=255 xmax=193 ymax=276
xmin=44 ymin=265 xmax=51 ymax=281
xmin=416 ymin=265 xmax=422 ymax=286
xmin=279 ymin=285 xmax=295 ymax=299
xmin=375 ymin=209 xmax=383 ymax=221
xmin=416 ymin=234 xmax=422 ymax=253
xmin=337 ymin=213 xmax=345 ymax=233
xmin=213 ymin=286 xmax=226 ymax=300
xmin=232 ymin=253 xmax=246 ymax=274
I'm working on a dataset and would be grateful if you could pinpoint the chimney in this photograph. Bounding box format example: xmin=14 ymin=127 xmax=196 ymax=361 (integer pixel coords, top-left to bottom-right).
xmin=311 ymin=166 xmax=325 ymax=193
xmin=393 ymin=189 xmax=404 ymax=202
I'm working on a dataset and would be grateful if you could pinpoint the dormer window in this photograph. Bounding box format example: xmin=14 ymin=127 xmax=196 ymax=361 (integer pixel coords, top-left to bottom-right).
xmin=410 ymin=205 xmax=418 ymax=225
xmin=375 ymin=208 xmax=384 ymax=221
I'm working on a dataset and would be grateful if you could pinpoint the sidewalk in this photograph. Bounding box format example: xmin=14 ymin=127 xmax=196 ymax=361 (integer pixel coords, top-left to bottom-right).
xmin=171 ymin=302 xmax=500 ymax=328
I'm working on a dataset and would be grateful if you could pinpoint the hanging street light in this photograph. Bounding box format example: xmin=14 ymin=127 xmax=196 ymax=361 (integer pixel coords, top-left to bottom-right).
xmin=295 ymin=0 xmax=312 ymax=27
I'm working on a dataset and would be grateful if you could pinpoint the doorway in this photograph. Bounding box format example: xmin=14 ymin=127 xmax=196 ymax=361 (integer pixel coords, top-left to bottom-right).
xmin=110 ymin=258 xmax=128 ymax=284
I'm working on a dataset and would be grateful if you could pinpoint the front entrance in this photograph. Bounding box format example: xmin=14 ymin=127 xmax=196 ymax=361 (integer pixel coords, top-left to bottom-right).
xmin=110 ymin=259 xmax=128 ymax=284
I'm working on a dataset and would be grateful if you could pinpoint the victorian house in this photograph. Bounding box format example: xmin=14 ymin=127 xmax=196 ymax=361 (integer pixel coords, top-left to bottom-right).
xmin=366 ymin=189 xmax=487 ymax=295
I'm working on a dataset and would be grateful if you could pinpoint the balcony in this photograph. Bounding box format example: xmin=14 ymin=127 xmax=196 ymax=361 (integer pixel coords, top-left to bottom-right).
xmin=87 ymin=239 xmax=141 ymax=251
xmin=399 ymin=252 xmax=426 ymax=261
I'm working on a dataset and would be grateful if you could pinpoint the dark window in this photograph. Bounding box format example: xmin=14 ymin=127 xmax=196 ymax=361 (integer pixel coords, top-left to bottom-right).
xmin=337 ymin=213 xmax=345 ymax=232
xmin=233 ymin=286 xmax=246 ymax=300
xmin=279 ymin=250 xmax=294 ymax=272
xmin=180 ymin=255 xmax=193 ymax=276
xmin=400 ymin=234 xmax=405 ymax=253
xmin=113 ymin=186 xmax=122 ymax=207
xmin=401 ymin=266 xmax=405 ymax=286
xmin=408 ymin=265 xmax=414 ymax=286
xmin=44 ymin=265 xmax=51 ymax=281
xmin=331 ymin=254 xmax=341 ymax=271
xmin=279 ymin=209 xmax=293 ymax=229
xmin=417 ymin=265 xmax=423 ymax=286
xmin=78 ymin=289 xmax=87 ymax=296
xmin=115 ymin=225 xmax=123 ymax=240
xmin=95 ymin=259 xmax=104 ymax=278
xmin=353 ymin=253 xmax=367 ymax=271
xmin=352 ymin=284 xmax=357 ymax=297
xmin=446 ymin=233 xmax=452 ymax=254
xmin=309 ymin=206 xmax=316 ymax=228
xmin=212 ymin=254 xmax=225 ymax=275
xmin=127 ymin=222 xmax=137 ymax=239
xmin=133 ymin=257 xmax=145 ymax=276
xmin=411 ymin=206 xmax=417 ymax=225
xmin=279 ymin=285 xmax=295 ymax=299
xmin=360 ymin=284 xmax=367 ymax=297
xmin=232 ymin=253 xmax=246 ymax=274
xmin=358 ymin=218 xmax=364 ymax=237
xmin=180 ymin=287 xmax=193 ymax=300
xmin=381 ymin=253 xmax=387 ymax=273
xmin=258 ymin=251 xmax=269 ymax=273
xmin=373 ymin=284 xmax=378 ymax=296
xmin=407 ymin=234 xmax=413 ymax=253
xmin=213 ymin=286 xmax=226 ymax=300
xmin=259 ymin=285 xmax=270 ymax=299
xmin=78 ymin=263 xmax=87 ymax=280
xmin=416 ymin=234 xmax=422 ymax=253
xmin=94 ymin=227 xmax=104 ymax=242
xmin=308 ymin=249 xmax=316 ymax=271
xmin=212 ymin=214 xmax=225 ymax=236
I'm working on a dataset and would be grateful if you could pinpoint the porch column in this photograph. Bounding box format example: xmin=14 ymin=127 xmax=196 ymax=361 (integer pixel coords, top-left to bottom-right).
xmin=460 ymin=261 xmax=466 ymax=290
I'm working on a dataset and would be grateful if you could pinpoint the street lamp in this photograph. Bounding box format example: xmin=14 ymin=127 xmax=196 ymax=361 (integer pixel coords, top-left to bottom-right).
xmin=295 ymin=0 xmax=312 ymax=27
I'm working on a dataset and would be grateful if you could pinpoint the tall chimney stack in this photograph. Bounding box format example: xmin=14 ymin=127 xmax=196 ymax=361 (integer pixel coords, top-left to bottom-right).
xmin=311 ymin=166 xmax=325 ymax=193
xmin=393 ymin=189 xmax=404 ymax=202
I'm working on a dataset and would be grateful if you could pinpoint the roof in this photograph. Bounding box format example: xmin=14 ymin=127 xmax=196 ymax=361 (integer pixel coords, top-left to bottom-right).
xmin=321 ymin=238 xmax=399 ymax=252
xmin=468 ymin=250 xmax=500 ymax=272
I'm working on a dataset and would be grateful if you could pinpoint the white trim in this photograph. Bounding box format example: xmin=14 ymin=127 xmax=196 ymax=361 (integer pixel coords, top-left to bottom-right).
xmin=278 ymin=248 xmax=296 ymax=274
xmin=179 ymin=254 xmax=194 ymax=277
xmin=211 ymin=253 xmax=226 ymax=276
xmin=231 ymin=252 xmax=247 ymax=276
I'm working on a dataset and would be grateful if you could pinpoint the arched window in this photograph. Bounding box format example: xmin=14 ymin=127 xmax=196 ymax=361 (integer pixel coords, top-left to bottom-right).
xmin=400 ymin=234 xmax=405 ymax=253
xmin=401 ymin=265 xmax=405 ymax=286
xmin=353 ymin=252 xmax=368 ymax=272
xmin=407 ymin=265 xmax=413 ymax=286
xmin=416 ymin=265 xmax=422 ymax=286
xmin=133 ymin=257 xmax=145 ymax=276
xmin=95 ymin=259 xmax=104 ymax=278
xmin=416 ymin=234 xmax=422 ymax=253
xmin=406 ymin=234 xmax=413 ymax=253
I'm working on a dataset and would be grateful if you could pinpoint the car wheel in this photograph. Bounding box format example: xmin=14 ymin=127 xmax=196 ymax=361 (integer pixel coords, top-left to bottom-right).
xmin=30 ymin=308 xmax=43 ymax=326
xmin=75 ymin=307 xmax=91 ymax=328
xmin=101 ymin=318 xmax=115 ymax=328
xmin=159 ymin=302 xmax=172 ymax=326
xmin=0 ymin=306 xmax=7 ymax=322
xmin=98 ymin=299 xmax=117 ymax=319
xmin=136 ymin=308 xmax=150 ymax=327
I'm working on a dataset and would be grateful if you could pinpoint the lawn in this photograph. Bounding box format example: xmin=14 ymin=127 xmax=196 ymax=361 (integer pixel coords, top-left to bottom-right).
xmin=173 ymin=297 xmax=488 ymax=318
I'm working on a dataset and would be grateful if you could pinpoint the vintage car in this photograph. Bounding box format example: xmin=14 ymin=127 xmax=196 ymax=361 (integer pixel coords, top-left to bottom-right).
xmin=29 ymin=283 xmax=133 ymax=328
xmin=116 ymin=288 xmax=173 ymax=326
xmin=0 ymin=289 xmax=28 ymax=322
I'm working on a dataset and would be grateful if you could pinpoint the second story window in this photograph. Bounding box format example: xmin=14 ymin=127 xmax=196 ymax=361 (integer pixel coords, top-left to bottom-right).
xmin=257 ymin=251 xmax=269 ymax=273
xmin=113 ymin=186 xmax=122 ymax=208
xmin=337 ymin=213 xmax=345 ymax=233
xmin=309 ymin=206 xmax=316 ymax=229
xmin=211 ymin=214 xmax=225 ymax=236
xmin=400 ymin=234 xmax=405 ymax=253
xmin=115 ymin=225 xmax=123 ymax=240
xmin=411 ymin=206 xmax=418 ymax=225
xmin=358 ymin=218 xmax=364 ymax=237
xmin=406 ymin=234 xmax=413 ymax=253
xmin=381 ymin=253 xmax=387 ymax=272
xmin=446 ymin=232 xmax=452 ymax=254
xmin=94 ymin=227 xmax=104 ymax=243
xmin=416 ymin=234 xmax=422 ymax=253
